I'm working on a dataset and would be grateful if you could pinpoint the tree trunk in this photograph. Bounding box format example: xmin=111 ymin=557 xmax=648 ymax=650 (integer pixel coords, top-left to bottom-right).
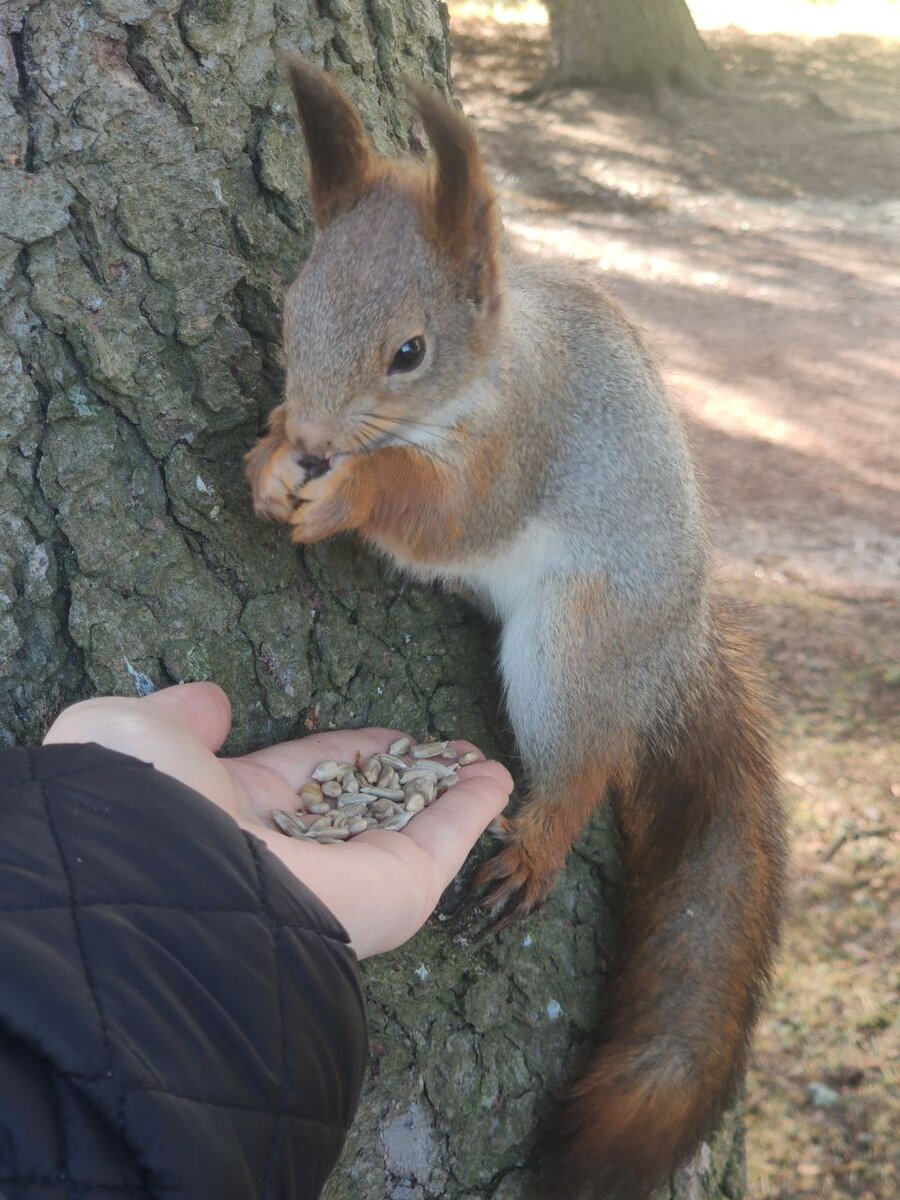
xmin=540 ymin=0 xmax=722 ymax=97
xmin=0 ymin=2 xmax=744 ymax=1196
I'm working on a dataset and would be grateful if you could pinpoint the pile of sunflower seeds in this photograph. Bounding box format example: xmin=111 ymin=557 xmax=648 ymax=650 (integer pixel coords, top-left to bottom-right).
xmin=272 ymin=736 xmax=480 ymax=845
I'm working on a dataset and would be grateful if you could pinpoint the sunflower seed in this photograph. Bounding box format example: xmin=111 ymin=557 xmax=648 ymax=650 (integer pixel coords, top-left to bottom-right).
xmin=405 ymin=794 xmax=425 ymax=814
xmin=308 ymin=824 xmax=350 ymax=841
xmin=412 ymin=742 xmax=448 ymax=759
xmin=399 ymin=768 xmax=436 ymax=785
xmin=312 ymin=814 xmax=337 ymax=829
xmin=376 ymin=764 xmax=397 ymax=789
xmin=321 ymin=780 xmax=342 ymax=798
xmin=382 ymin=812 xmax=413 ymax=831
xmin=403 ymin=778 xmax=435 ymax=805
xmin=363 ymin=756 xmax=381 ymax=784
xmin=389 ymin=736 xmax=412 ymax=756
xmin=298 ymin=782 xmax=324 ymax=808
xmin=361 ymin=785 xmax=405 ymax=801
xmin=437 ymin=774 xmax=459 ymax=793
xmin=401 ymin=761 xmax=457 ymax=780
xmin=340 ymin=771 xmax=359 ymax=793
xmin=441 ymin=746 xmax=459 ymax=761
xmin=371 ymin=798 xmax=402 ymax=817
xmin=312 ymin=760 xmax=340 ymax=782
xmin=273 ymin=809 xmax=307 ymax=837
xmin=308 ymin=802 xmax=331 ymax=815
xmin=378 ymin=753 xmax=408 ymax=771
xmin=348 ymin=818 xmax=369 ymax=835
xmin=337 ymin=800 xmax=368 ymax=816
xmin=458 ymin=751 xmax=479 ymax=766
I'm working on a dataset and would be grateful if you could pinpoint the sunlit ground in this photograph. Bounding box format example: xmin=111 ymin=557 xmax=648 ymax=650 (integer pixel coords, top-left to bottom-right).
xmin=449 ymin=0 xmax=900 ymax=38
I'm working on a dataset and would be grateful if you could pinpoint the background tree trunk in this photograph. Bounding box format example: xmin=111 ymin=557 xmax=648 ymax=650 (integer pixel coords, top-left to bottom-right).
xmin=1 ymin=2 xmax=744 ymax=1195
xmin=539 ymin=0 xmax=722 ymax=97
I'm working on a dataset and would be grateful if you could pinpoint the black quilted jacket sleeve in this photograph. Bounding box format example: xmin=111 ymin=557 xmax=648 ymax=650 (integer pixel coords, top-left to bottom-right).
xmin=0 ymin=743 xmax=368 ymax=1200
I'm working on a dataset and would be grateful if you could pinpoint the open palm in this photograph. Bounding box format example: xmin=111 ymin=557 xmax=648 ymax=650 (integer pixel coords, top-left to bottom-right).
xmin=44 ymin=682 xmax=513 ymax=957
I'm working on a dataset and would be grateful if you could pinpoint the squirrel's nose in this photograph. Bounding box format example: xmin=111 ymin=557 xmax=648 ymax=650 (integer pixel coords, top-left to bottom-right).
xmin=285 ymin=417 xmax=337 ymax=461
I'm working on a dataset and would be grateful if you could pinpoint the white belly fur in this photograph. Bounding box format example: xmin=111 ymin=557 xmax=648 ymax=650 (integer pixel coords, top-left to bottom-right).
xmin=417 ymin=519 xmax=562 ymax=758
xmin=398 ymin=517 xmax=560 ymax=619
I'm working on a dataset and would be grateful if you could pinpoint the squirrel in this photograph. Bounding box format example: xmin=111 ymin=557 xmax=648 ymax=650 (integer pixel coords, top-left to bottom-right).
xmin=245 ymin=58 xmax=788 ymax=1200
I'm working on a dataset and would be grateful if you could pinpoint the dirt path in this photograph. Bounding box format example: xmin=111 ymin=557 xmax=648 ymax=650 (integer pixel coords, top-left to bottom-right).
xmin=449 ymin=17 xmax=899 ymax=1200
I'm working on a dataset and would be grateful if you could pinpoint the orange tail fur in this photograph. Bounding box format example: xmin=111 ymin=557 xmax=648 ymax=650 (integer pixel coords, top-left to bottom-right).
xmin=552 ymin=608 xmax=787 ymax=1199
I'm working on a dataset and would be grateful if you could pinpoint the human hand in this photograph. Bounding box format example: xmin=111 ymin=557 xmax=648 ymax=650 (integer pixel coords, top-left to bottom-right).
xmin=43 ymin=683 xmax=513 ymax=957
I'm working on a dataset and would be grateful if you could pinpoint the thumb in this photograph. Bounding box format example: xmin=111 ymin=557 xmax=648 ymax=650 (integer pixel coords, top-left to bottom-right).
xmin=44 ymin=683 xmax=235 ymax=810
xmin=137 ymin=682 xmax=233 ymax=753
xmin=45 ymin=683 xmax=233 ymax=755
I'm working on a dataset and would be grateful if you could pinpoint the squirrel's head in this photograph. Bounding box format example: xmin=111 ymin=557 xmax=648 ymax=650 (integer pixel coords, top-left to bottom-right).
xmin=279 ymin=57 xmax=502 ymax=463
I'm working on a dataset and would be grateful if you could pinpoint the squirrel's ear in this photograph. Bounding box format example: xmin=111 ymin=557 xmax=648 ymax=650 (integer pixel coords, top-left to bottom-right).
xmin=283 ymin=55 xmax=376 ymax=227
xmin=406 ymin=82 xmax=501 ymax=312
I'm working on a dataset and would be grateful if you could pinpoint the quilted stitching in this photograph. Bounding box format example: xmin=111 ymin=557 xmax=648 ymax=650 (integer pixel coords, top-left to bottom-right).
xmin=248 ymin=836 xmax=288 ymax=1197
xmin=39 ymin=763 xmax=123 ymax=1133
xmin=0 ymin=745 xmax=368 ymax=1200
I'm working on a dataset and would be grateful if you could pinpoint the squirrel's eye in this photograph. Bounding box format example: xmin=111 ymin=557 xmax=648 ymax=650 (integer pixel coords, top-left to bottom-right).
xmin=388 ymin=336 xmax=426 ymax=375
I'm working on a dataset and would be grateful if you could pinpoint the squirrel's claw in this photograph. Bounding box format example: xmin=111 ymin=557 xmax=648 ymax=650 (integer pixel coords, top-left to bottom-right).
xmin=474 ymin=826 xmax=556 ymax=929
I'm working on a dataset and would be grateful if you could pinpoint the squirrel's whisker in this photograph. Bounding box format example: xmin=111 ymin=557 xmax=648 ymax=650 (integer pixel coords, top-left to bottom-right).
xmin=357 ymin=418 xmax=449 ymax=464
xmin=358 ymin=412 xmax=457 ymax=447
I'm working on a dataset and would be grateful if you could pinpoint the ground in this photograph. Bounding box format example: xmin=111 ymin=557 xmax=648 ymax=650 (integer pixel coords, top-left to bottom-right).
xmin=447 ymin=9 xmax=899 ymax=1199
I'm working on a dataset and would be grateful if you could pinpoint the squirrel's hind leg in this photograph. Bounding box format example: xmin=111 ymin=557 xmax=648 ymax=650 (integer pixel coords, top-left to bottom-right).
xmin=474 ymin=758 xmax=615 ymax=928
xmin=473 ymin=570 xmax=643 ymax=927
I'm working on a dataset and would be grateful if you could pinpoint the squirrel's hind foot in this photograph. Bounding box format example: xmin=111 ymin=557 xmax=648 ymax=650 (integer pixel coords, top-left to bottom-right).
xmin=474 ymin=817 xmax=558 ymax=930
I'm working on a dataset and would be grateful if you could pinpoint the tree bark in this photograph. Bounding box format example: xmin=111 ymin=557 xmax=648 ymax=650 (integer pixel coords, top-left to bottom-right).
xmin=1 ymin=2 xmax=744 ymax=1196
xmin=537 ymin=0 xmax=722 ymax=98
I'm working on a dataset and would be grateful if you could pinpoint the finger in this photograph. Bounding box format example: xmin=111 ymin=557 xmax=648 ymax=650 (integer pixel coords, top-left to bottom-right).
xmin=240 ymin=727 xmax=411 ymax=792
xmin=444 ymin=739 xmax=495 ymax=765
xmin=43 ymin=696 xmax=145 ymax=746
xmin=138 ymin=682 xmax=232 ymax=752
xmin=456 ymin=757 xmax=513 ymax=793
xmin=44 ymin=683 xmax=233 ymax=755
xmin=44 ymin=685 xmax=235 ymax=810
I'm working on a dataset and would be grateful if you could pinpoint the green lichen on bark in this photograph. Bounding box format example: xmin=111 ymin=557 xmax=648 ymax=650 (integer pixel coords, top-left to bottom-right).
xmin=0 ymin=2 xmax=747 ymax=1195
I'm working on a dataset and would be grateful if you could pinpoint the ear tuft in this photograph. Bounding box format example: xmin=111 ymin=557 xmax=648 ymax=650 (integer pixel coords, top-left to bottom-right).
xmin=406 ymin=81 xmax=501 ymax=311
xmin=283 ymin=55 xmax=376 ymax=227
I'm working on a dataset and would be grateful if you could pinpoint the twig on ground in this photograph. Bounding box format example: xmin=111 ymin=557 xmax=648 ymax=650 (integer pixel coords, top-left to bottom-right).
xmin=822 ymin=824 xmax=893 ymax=863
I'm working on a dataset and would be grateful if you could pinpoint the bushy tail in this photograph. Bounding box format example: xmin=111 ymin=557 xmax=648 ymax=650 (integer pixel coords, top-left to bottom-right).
xmin=553 ymin=607 xmax=787 ymax=1200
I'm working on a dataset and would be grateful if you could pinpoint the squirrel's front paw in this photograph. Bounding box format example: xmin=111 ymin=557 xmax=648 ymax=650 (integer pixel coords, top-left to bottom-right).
xmin=288 ymin=458 xmax=356 ymax=544
xmin=245 ymin=437 xmax=309 ymax=523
